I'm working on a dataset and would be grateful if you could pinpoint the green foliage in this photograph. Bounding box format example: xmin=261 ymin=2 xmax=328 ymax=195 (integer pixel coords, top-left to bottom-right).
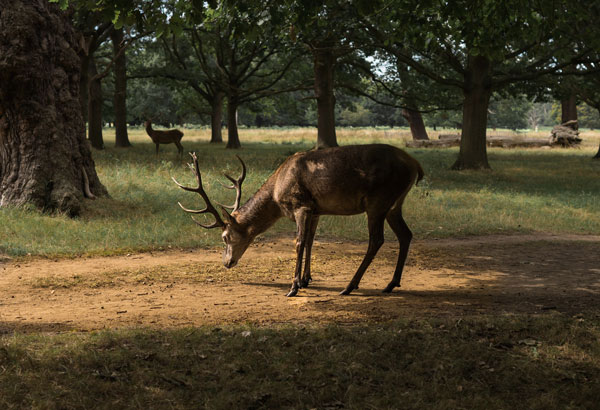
xmin=578 ymin=104 xmax=600 ymax=129
xmin=337 ymin=102 xmax=373 ymax=127
xmin=488 ymin=96 xmax=532 ymax=130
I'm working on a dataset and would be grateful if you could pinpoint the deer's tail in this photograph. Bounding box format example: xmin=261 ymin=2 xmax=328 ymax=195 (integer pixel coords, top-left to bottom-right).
xmin=399 ymin=149 xmax=424 ymax=187
xmin=414 ymin=159 xmax=424 ymax=186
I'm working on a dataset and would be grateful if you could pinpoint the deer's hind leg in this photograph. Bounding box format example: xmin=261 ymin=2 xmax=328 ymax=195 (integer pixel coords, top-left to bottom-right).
xmin=340 ymin=211 xmax=386 ymax=295
xmin=382 ymin=204 xmax=413 ymax=293
xmin=300 ymin=215 xmax=319 ymax=288
xmin=175 ymin=140 xmax=184 ymax=156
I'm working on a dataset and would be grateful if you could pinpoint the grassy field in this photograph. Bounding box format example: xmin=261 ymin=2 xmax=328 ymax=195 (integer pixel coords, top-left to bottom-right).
xmin=1 ymin=127 xmax=600 ymax=409
xmin=0 ymin=127 xmax=598 ymax=257
xmin=1 ymin=315 xmax=599 ymax=409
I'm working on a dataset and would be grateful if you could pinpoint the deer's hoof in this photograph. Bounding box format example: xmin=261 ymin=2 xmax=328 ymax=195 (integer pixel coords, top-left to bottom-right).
xmin=286 ymin=288 xmax=299 ymax=297
xmin=382 ymin=283 xmax=399 ymax=293
xmin=300 ymin=278 xmax=311 ymax=288
xmin=339 ymin=286 xmax=355 ymax=296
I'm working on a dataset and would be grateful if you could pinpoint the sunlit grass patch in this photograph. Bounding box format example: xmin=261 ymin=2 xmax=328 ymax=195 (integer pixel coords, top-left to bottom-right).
xmin=0 ymin=128 xmax=598 ymax=257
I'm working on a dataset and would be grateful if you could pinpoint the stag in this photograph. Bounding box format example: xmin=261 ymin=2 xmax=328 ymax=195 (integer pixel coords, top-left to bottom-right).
xmin=173 ymin=144 xmax=424 ymax=296
xmin=144 ymin=119 xmax=184 ymax=156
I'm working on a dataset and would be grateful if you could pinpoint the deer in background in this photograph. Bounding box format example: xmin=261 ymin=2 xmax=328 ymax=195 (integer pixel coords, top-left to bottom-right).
xmin=173 ymin=144 xmax=424 ymax=297
xmin=144 ymin=119 xmax=184 ymax=156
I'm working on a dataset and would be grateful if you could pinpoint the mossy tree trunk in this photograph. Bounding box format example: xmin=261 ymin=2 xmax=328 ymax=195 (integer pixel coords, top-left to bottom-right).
xmin=0 ymin=0 xmax=107 ymax=216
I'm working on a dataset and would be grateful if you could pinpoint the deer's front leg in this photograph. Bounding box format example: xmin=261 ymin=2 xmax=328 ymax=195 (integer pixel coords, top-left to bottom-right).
xmin=287 ymin=208 xmax=312 ymax=297
xmin=300 ymin=215 xmax=319 ymax=288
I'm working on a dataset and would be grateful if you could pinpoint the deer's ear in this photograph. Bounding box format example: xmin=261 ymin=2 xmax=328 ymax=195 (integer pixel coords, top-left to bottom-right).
xmin=219 ymin=205 xmax=235 ymax=226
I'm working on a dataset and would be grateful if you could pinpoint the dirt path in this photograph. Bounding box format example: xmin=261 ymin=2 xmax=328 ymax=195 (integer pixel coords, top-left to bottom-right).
xmin=1 ymin=234 xmax=599 ymax=332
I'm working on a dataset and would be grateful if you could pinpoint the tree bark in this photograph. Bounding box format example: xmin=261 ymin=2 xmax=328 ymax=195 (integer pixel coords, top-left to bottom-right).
xmin=79 ymin=53 xmax=90 ymax=123
xmin=0 ymin=0 xmax=107 ymax=215
xmin=561 ymin=93 xmax=578 ymax=125
xmin=111 ymin=27 xmax=131 ymax=148
xmin=594 ymin=109 xmax=600 ymax=159
xmin=226 ymin=95 xmax=241 ymax=149
xmin=402 ymin=107 xmax=429 ymax=140
xmin=210 ymin=91 xmax=225 ymax=143
xmin=87 ymin=55 xmax=104 ymax=149
xmin=452 ymin=55 xmax=492 ymax=170
xmin=313 ymin=43 xmax=338 ymax=149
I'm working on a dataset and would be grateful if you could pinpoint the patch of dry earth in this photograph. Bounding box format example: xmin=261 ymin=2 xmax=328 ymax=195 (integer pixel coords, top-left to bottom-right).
xmin=1 ymin=234 xmax=599 ymax=332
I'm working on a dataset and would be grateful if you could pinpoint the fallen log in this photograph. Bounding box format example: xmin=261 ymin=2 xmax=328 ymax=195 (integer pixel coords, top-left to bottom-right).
xmin=550 ymin=121 xmax=582 ymax=147
xmin=406 ymin=136 xmax=552 ymax=149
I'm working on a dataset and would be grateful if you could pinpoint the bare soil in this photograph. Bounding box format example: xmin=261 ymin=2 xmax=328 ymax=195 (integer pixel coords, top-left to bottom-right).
xmin=1 ymin=234 xmax=599 ymax=332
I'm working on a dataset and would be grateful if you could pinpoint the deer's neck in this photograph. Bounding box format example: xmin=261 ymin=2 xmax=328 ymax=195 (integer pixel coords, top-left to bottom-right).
xmin=145 ymin=122 xmax=153 ymax=135
xmin=234 ymin=181 xmax=281 ymax=238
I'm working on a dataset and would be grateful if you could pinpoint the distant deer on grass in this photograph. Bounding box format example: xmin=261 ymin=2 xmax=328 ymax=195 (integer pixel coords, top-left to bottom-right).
xmin=144 ymin=119 xmax=184 ymax=156
xmin=173 ymin=144 xmax=424 ymax=297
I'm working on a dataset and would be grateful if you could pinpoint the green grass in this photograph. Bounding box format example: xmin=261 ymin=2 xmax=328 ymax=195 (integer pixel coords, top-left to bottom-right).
xmin=1 ymin=315 xmax=599 ymax=409
xmin=0 ymin=127 xmax=599 ymax=257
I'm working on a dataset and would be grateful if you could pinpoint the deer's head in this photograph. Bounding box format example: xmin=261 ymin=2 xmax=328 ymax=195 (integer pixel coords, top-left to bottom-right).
xmin=173 ymin=153 xmax=249 ymax=269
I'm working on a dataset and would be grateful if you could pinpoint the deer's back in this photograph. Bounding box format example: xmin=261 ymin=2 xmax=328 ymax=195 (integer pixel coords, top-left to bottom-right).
xmin=146 ymin=127 xmax=183 ymax=143
xmin=272 ymin=144 xmax=422 ymax=216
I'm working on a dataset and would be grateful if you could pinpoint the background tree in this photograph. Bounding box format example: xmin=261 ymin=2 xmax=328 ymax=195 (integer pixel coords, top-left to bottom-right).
xmin=526 ymin=102 xmax=553 ymax=132
xmin=487 ymin=95 xmax=531 ymax=131
xmin=573 ymin=63 xmax=600 ymax=158
xmin=284 ymin=0 xmax=378 ymax=148
xmin=75 ymin=13 xmax=113 ymax=149
xmin=111 ymin=26 xmax=132 ymax=147
xmin=365 ymin=0 xmax=598 ymax=169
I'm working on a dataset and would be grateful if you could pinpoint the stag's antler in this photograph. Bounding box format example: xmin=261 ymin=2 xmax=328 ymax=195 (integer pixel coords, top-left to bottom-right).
xmin=217 ymin=155 xmax=246 ymax=212
xmin=172 ymin=152 xmax=226 ymax=229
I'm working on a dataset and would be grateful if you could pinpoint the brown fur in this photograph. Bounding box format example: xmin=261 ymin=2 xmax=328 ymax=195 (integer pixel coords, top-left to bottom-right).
xmin=145 ymin=120 xmax=184 ymax=156
xmin=179 ymin=144 xmax=424 ymax=296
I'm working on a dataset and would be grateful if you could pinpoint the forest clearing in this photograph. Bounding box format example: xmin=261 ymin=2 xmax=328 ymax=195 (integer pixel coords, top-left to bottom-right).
xmin=1 ymin=129 xmax=599 ymax=408
xmin=2 ymin=0 xmax=600 ymax=407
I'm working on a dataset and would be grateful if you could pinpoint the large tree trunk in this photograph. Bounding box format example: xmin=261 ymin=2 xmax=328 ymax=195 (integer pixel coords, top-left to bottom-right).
xmin=402 ymin=107 xmax=429 ymax=140
xmin=87 ymin=55 xmax=104 ymax=149
xmin=226 ymin=95 xmax=241 ymax=149
xmin=0 ymin=0 xmax=107 ymax=215
xmin=111 ymin=27 xmax=131 ymax=148
xmin=452 ymin=55 xmax=492 ymax=170
xmin=313 ymin=43 xmax=338 ymax=149
xmin=561 ymin=93 xmax=578 ymax=125
xmin=210 ymin=91 xmax=225 ymax=143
